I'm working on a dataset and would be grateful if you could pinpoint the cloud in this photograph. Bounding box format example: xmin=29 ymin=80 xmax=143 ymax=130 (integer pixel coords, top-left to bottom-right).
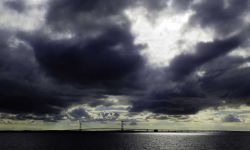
xmin=96 ymin=112 xmax=120 ymax=121
xmin=222 ymin=114 xmax=241 ymax=122
xmin=201 ymin=56 xmax=250 ymax=101
xmin=0 ymin=31 xmax=119 ymax=117
xmin=131 ymin=97 xmax=219 ymax=115
xmin=129 ymin=120 xmax=138 ymax=126
xmin=4 ymin=0 xmax=26 ymax=12
xmin=0 ymin=79 xmax=77 ymax=115
xmin=0 ymin=31 xmax=74 ymax=115
xmin=170 ymin=0 xmax=193 ymax=12
xmin=46 ymin=0 xmax=129 ymax=32
xmin=67 ymin=107 xmax=90 ymax=121
xmin=46 ymin=0 xmax=170 ymax=32
xmin=189 ymin=0 xmax=250 ymax=36
xmin=25 ymin=26 xmax=145 ymax=88
xmin=168 ymin=35 xmax=242 ymax=81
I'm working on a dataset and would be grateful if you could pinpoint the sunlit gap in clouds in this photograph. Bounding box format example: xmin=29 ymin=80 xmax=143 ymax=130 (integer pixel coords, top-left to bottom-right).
xmin=124 ymin=6 xmax=213 ymax=67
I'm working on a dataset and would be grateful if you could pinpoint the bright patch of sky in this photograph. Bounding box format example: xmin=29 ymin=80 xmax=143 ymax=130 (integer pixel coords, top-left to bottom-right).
xmin=124 ymin=7 xmax=213 ymax=67
xmin=0 ymin=0 xmax=47 ymax=31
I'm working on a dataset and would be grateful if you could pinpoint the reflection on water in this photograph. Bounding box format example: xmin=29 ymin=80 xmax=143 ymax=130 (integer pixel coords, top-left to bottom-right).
xmin=138 ymin=132 xmax=216 ymax=136
xmin=0 ymin=132 xmax=250 ymax=150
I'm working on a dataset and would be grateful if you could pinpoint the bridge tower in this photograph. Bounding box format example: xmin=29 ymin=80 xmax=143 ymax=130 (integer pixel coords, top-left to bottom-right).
xmin=79 ymin=120 xmax=82 ymax=131
xmin=121 ymin=120 xmax=125 ymax=131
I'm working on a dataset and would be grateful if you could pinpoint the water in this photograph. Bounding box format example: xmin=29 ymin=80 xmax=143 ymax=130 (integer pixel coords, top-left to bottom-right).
xmin=0 ymin=132 xmax=250 ymax=150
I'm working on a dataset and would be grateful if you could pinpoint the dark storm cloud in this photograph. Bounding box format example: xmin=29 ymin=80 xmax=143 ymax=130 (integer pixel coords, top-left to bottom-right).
xmin=87 ymin=99 xmax=114 ymax=108
xmin=46 ymin=0 xmax=169 ymax=32
xmin=4 ymin=0 xmax=26 ymax=12
xmin=131 ymin=96 xmax=220 ymax=115
xmin=0 ymin=30 xmax=84 ymax=116
xmin=189 ymin=0 xmax=250 ymax=36
xmin=171 ymin=0 xmax=193 ymax=12
xmin=130 ymin=72 xmax=215 ymax=115
xmin=0 ymin=79 xmax=77 ymax=115
xmin=27 ymin=27 xmax=144 ymax=88
xmin=131 ymin=55 xmax=250 ymax=115
xmin=46 ymin=0 xmax=129 ymax=32
xmin=0 ymin=30 xmax=119 ymax=118
xmin=201 ymin=56 xmax=250 ymax=102
xmin=169 ymin=35 xmax=242 ymax=81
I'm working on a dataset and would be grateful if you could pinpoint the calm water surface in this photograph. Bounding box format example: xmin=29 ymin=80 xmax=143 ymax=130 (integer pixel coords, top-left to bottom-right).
xmin=0 ymin=132 xmax=249 ymax=150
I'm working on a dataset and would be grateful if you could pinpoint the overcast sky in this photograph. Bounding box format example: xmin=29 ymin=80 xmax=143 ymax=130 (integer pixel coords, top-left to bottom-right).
xmin=0 ymin=0 xmax=250 ymax=131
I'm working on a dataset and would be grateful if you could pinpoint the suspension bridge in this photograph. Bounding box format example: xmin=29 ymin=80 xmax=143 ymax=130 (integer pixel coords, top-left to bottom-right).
xmin=77 ymin=120 xmax=158 ymax=132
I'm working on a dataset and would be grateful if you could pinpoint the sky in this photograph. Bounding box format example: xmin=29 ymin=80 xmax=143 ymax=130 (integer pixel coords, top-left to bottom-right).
xmin=0 ymin=0 xmax=250 ymax=131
